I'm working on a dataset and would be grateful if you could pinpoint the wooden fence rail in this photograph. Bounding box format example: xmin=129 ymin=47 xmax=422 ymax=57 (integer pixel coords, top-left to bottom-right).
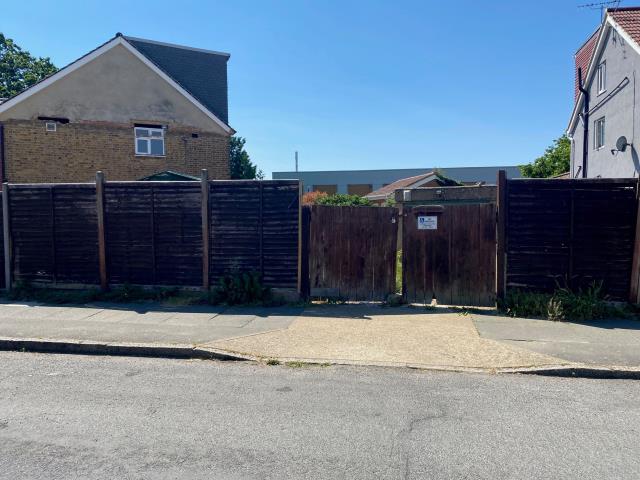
xmin=0 ymin=173 xmax=300 ymax=292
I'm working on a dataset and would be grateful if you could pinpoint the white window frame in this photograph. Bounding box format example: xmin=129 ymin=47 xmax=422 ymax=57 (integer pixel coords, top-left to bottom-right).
xmin=596 ymin=61 xmax=606 ymax=94
xmin=594 ymin=117 xmax=605 ymax=150
xmin=134 ymin=126 xmax=165 ymax=156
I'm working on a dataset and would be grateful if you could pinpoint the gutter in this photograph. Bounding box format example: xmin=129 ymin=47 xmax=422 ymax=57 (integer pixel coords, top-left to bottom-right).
xmin=578 ymin=67 xmax=589 ymax=178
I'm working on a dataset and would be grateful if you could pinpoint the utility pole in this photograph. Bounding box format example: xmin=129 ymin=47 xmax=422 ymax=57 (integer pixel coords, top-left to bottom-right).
xmin=295 ymin=151 xmax=299 ymax=172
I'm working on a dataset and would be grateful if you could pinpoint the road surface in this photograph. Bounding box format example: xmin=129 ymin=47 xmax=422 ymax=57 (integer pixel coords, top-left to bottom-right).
xmin=1 ymin=352 xmax=638 ymax=479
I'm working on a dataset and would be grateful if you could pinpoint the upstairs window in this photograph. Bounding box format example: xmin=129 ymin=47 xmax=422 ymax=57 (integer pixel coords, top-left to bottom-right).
xmin=134 ymin=126 xmax=165 ymax=156
xmin=596 ymin=61 xmax=606 ymax=94
xmin=594 ymin=117 xmax=605 ymax=150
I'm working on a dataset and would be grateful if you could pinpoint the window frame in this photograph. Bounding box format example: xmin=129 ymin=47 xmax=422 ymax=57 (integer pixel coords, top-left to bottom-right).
xmin=134 ymin=125 xmax=165 ymax=157
xmin=594 ymin=117 xmax=605 ymax=150
xmin=596 ymin=61 xmax=606 ymax=94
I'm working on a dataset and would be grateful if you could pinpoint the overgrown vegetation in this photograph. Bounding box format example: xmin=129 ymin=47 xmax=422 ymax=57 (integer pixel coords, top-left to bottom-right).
xmin=6 ymin=272 xmax=278 ymax=307
xmin=499 ymin=282 xmax=629 ymax=321
xmin=302 ymin=190 xmax=328 ymax=205
xmin=312 ymin=193 xmax=372 ymax=207
xmin=209 ymin=272 xmax=272 ymax=306
xmin=519 ymin=135 xmax=570 ymax=178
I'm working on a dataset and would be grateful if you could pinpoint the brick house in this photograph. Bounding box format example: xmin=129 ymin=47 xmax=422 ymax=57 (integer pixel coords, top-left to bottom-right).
xmin=0 ymin=33 xmax=234 ymax=183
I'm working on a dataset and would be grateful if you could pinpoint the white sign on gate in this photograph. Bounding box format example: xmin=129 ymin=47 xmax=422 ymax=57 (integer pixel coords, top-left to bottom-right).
xmin=417 ymin=215 xmax=437 ymax=230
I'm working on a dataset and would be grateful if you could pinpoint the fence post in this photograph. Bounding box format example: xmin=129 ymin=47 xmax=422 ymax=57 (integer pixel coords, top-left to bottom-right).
xmin=496 ymin=170 xmax=507 ymax=303
xmin=201 ymin=169 xmax=210 ymax=291
xmin=96 ymin=171 xmax=108 ymax=291
xmin=2 ymin=183 xmax=10 ymax=291
xmin=300 ymin=205 xmax=311 ymax=299
xmin=297 ymin=180 xmax=303 ymax=296
xmin=629 ymin=180 xmax=640 ymax=303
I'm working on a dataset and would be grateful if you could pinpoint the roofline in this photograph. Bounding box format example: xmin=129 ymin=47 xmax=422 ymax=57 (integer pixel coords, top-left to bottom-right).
xmin=0 ymin=35 xmax=234 ymax=135
xmin=568 ymin=13 xmax=640 ymax=135
xmin=274 ymin=166 xmax=520 ymax=175
xmin=365 ymin=174 xmax=437 ymax=199
xmin=123 ymin=35 xmax=231 ymax=58
xmin=574 ymin=27 xmax=601 ymax=56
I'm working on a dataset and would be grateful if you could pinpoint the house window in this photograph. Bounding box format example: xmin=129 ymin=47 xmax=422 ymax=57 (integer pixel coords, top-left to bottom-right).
xmin=594 ymin=117 xmax=605 ymax=150
xmin=134 ymin=126 xmax=165 ymax=156
xmin=596 ymin=61 xmax=606 ymax=94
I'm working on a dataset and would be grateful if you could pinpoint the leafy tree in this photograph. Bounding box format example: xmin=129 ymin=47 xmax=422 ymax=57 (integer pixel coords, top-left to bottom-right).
xmin=520 ymin=135 xmax=570 ymax=178
xmin=315 ymin=193 xmax=372 ymax=206
xmin=0 ymin=33 xmax=58 ymax=98
xmin=229 ymin=136 xmax=263 ymax=179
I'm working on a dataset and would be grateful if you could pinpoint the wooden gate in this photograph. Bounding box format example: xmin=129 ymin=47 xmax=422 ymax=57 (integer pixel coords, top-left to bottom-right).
xmin=402 ymin=204 xmax=496 ymax=306
xmin=303 ymin=205 xmax=398 ymax=300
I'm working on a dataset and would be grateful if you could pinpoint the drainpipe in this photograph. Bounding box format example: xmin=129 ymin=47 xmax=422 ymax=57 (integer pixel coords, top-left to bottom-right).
xmin=578 ymin=67 xmax=590 ymax=178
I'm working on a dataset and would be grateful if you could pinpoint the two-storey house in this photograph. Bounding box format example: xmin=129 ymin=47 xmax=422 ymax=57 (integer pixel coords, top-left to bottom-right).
xmin=0 ymin=33 xmax=234 ymax=183
xmin=568 ymin=7 xmax=640 ymax=178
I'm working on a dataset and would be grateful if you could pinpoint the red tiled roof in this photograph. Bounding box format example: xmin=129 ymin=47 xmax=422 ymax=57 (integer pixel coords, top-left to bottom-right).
xmin=365 ymin=172 xmax=436 ymax=199
xmin=574 ymin=28 xmax=599 ymax=102
xmin=609 ymin=7 xmax=640 ymax=44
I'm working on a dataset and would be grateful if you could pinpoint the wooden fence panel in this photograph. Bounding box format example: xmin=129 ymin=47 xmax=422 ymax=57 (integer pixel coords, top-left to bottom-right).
xmin=0 ymin=191 xmax=4 ymax=289
xmin=2 ymin=179 xmax=299 ymax=291
xmin=307 ymin=205 xmax=398 ymax=300
xmin=402 ymin=204 xmax=496 ymax=306
xmin=10 ymin=185 xmax=99 ymax=285
xmin=152 ymin=184 xmax=202 ymax=286
xmin=104 ymin=184 xmax=155 ymax=285
xmin=506 ymin=179 xmax=637 ymax=300
xmin=262 ymin=182 xmax=300 ymax=288
xmin=53 ymin=186 xmax=99 ymax=284
xmin=209 ymin=180 xmax=299 ymax=289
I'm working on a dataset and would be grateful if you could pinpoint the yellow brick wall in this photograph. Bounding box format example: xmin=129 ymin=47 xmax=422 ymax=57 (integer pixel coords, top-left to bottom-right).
xmin=2 ymin=120 xmax=230 ymax=182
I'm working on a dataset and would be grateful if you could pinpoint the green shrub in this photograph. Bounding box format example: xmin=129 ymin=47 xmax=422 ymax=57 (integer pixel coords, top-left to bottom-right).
xmin=315 ymin=193 xmax=372 ymax=206
xmin=500 ymin=282 xmax=627 ymax=321
xmin=209 ymin=272 xmax=270 ymax=305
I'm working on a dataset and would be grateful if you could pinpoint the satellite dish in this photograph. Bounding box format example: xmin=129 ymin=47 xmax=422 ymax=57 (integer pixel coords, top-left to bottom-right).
xmin=616 ymin=136 xmax=629 ymax=152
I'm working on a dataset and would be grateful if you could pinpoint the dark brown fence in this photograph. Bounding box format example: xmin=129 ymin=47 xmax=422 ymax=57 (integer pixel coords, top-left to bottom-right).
xmin=402 ymin=204 xmax=496 ymax=306
xmin=302 ymin=205 xmax=398 ymax=300
xmin=502 ymin=178 xmax=638 ymax=301
xmin=3 ymin=176 xmax=300 ymax=291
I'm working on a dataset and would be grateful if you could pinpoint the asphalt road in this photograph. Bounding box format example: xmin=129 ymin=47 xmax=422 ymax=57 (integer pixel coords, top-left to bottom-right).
xmin=1 ymin=352 xmax=639 ymax=479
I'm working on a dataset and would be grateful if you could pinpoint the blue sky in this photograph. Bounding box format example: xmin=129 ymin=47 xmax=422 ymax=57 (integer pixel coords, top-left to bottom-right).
xmin=3 ymin=0 xmax=605 ymax=176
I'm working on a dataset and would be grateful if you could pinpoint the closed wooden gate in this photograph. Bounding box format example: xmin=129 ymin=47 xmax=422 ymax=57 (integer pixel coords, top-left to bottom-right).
xmin=303 ymin=205 xmax=398 ymax=300
xmin=402 ymin=204 xmax=496 ymax=306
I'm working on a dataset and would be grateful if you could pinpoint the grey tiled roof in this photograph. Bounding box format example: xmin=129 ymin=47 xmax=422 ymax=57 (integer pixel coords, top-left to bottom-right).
xmin=125 ymin=36 xmax=230 ymax=125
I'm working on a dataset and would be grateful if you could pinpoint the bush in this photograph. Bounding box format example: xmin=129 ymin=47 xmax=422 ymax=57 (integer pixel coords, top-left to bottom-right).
xmin=209 ymin=272 xmax=270 ymax=305
xmin=302 ymin=191 xmax=328 ymax=205
xmin=315 ymin=193 xmax=372 ymax=206
xmin=500 ymin=282 xmax=627 ymax=321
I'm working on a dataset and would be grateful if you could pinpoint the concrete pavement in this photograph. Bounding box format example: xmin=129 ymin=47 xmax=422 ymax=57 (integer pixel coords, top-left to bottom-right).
xmin=2 ymin=351 xmax=639 ymax=479
xmin=474 ymin=314 xmax=640 ymax=367
xmin=0 ymin=301 xmax=300 ymax=345
xmin=1 ymin=301 xmax=640 ymax=373
xmin=209 ymin=305 xmax=566 ymax=370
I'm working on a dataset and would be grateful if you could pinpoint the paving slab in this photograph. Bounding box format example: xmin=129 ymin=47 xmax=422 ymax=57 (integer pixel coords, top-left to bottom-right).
xmin=0 ymin=302 xmax=301 ymax=346
xmin=473 ymin=315 xmax=640 ymax=367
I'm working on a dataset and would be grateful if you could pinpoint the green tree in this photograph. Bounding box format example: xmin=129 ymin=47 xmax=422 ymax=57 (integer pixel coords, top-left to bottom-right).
xmin=519 ymin=135 xmax=571 ymax=178
xmin=229 ymin=136 xmax=264 ymax=179
xmin=0 ymin=33 xmax=58 ymax=98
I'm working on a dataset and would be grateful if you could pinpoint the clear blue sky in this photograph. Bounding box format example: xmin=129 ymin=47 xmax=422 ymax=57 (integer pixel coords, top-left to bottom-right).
xmin=3 ymin=0 xmax=605 ymax=176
